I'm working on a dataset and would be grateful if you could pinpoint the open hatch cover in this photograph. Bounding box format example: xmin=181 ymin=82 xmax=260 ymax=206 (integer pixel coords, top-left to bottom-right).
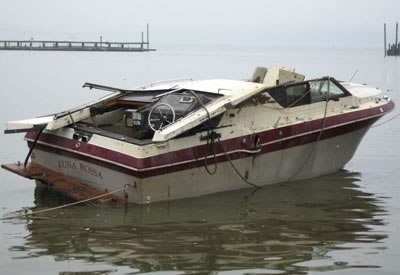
xmin=4 ymin=83 xmax=126 ymax=134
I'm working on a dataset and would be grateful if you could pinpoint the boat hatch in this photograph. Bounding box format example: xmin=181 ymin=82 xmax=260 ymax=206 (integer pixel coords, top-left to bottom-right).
xmin=5 ymin=100 xmax=109 ymax=134
xmin=4 ymin=83 xmax=148 ymax=134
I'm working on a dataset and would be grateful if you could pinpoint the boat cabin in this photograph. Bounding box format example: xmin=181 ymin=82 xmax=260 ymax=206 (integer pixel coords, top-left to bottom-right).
xmin=5 ymin=66 xmax=353 ymax=145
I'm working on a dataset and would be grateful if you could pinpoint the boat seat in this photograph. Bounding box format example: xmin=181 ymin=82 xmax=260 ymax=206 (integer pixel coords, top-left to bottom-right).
xmin=251 ymin=67 xmax=268 ymax=83
xmin=251 ymin=65 xmax=305 ymax=87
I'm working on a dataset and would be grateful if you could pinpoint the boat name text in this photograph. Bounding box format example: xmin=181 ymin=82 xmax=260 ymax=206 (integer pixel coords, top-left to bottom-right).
xmin=58 ymin=160 xmax=103 ymax=180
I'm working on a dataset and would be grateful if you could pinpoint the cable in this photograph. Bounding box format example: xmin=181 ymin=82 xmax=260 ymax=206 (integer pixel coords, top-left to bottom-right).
xmin=286 ymin=77 xmax=331 ymax=182
xmin=371 ymin=112 xmax=400 ymax=128
xmin=187 ymin=79 xmax=329 ymax=187
xmin=187 ymin=90 xmax=218 ymax=175
xmin=217 ymin=137 xmax=261 ymax=189
xmin=24 ymin=127 xmax=45 ymax=168
xmin=203 ymin=129 xmax=218 ymax=175
xmin=0 ymin=184 xmax=134 ymax=220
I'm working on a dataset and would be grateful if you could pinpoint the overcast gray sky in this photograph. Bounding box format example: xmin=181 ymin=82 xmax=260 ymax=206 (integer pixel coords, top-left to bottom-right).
xmin=0 ymin=0 xmax=399 ymax=47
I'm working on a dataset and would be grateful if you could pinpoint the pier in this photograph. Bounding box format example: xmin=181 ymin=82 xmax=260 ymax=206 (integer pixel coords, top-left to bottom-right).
xmin=385 ymin=22 xmax=399 ymax=57
xmin=0 ymin=24 xmax=155 ymax=52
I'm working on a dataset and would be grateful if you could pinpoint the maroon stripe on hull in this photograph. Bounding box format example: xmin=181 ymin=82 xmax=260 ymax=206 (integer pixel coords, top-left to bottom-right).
xmin=29 ymin=116 xmax=379 ymax=178
xmin=25 ymin=101 xmax=394 ymax=173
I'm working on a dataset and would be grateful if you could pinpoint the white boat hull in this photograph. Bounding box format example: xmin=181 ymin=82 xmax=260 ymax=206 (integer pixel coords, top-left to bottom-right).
xmin=30 ymin=124 xmax=369 ymax=204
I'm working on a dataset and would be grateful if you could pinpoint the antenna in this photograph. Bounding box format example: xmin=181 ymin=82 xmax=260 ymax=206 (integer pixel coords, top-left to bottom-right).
xmin=385 ymin=75 xmax=390 ymax=92
xmin=147 ymin=23 xmax=150 ymax=50
xmin=349 ymin=69 xmax=358 ymax=82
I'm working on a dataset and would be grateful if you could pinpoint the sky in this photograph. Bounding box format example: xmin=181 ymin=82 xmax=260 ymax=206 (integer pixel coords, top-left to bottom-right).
xmin=0 ymin=0 xmax=399 ymax=48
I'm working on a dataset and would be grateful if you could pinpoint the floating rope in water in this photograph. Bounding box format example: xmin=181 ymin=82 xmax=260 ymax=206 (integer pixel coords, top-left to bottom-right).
xmin=0 ymin=184 xmax=133 ymax=220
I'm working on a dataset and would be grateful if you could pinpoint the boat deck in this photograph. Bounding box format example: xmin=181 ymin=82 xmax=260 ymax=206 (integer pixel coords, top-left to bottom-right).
xmin=1 ymin=162 xmax=126 ymax=207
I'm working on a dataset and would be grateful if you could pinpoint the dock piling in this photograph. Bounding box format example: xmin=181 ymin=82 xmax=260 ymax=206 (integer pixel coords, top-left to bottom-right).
xmin=396 ymin=22 xmax=399 ymax=50
xmin=147 ymin=23 xmax=150 ymax=50
xmin=385 ymin=22 xmax=400 ymax=56
xmin=384 ymin=23 xmax=387 ymax=57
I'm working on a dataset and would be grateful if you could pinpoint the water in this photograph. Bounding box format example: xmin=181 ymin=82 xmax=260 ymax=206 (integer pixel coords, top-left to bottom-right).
xmin=0 ymin=47 xmax=399 ymax=274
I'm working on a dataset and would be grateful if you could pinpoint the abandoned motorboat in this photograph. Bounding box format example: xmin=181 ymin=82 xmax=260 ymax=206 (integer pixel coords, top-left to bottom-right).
xmin=2 ymin=66 xmax=395 ymax=204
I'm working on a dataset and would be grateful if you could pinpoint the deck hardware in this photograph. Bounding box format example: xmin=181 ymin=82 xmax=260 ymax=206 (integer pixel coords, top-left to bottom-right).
xmin=124 ymin=184 xmax=129 ymax=199
xmin=156 ymin=142 xmax=168 ymax=148
xmin=253 ymin=134 xmax=260 ymax=149
xmin=274 ymin=116 xmax=281 ymax=128
xmin=199 ymin=131 xmax=221 ymax=141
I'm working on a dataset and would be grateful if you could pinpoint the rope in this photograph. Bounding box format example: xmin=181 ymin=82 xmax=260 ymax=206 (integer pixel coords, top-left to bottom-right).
xmin=371 ymin=112 xmax=400 ymax=128
xmin=187 ymin=90 xmax=218 ymax=175
xmin=204 ymin=129 xmax=218 ymax=175
xmin=217 ymin=137 xmax=261 ymax=189
xmin=185 ymin=81 xmax=330 ymax=188
xmin=286 ymin=77 xmax=331 ymax=182
xmin=24 ymin=127 xmax=45 ymax=168
xmin=0 ymin=184 xmax=133 ymax=220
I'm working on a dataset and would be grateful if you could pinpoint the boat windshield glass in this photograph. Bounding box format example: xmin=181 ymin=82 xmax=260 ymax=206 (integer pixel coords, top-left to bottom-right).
xmin=309 ymin=80 xmax=349 ymax=103
xmin=267 ymin=79 xmax=350 ymax=107
xmin=267 ymin=83 xmax=310 ymax=108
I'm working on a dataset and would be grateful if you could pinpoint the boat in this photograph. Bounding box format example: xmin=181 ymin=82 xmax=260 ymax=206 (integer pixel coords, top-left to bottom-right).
xmin=2 ymin=65 xmax=395 ymax=204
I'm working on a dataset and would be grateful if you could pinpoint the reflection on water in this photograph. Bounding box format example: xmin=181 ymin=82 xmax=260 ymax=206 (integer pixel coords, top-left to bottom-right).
xmin=5 ymin=170 xmax=387 ymax=274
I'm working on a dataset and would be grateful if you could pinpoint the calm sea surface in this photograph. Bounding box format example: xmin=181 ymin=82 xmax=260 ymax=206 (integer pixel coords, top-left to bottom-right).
xmin=0 ymin=46 xmax=399 ymax=275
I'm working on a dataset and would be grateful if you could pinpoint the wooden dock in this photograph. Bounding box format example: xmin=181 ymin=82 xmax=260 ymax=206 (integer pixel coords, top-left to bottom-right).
xmin=385 ymin=22 xmax=399 ymax=57
xmin=0 ymin=24 xmax=155 ymax=52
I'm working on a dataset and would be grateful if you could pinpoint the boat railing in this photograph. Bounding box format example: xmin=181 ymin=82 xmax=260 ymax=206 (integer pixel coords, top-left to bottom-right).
xmin=137 ymin=78 xmax=194 ymax=89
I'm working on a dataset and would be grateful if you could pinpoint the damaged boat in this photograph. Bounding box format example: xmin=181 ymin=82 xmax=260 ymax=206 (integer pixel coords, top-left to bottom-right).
xmin=2 ymin=66 xmax=395 ymax=204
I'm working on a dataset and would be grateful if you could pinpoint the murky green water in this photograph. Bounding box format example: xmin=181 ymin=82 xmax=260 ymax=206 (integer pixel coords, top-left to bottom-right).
xmin=1 ymin=47 xmax=399 ymax=274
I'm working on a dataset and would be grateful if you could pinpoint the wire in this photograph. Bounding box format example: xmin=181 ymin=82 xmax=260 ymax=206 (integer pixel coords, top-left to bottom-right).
xmin=286 ymin=77 xmax=331 ymax=182
xmin=217 ymin=137 xmax=261 ymax=189
xmin=187 ymin=90 xmax=218 ymax=175
xmin=371 ymin=112 xmax=400 ymax=128
xmin=0 ymin=184 xmax=133 ymax=220
xmin=24 ymin=127 xmax=45 ymax=168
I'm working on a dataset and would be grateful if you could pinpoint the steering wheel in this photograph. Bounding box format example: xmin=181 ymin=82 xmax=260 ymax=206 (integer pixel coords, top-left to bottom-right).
xmin=148 ymin=103 xmax=176 ymax=131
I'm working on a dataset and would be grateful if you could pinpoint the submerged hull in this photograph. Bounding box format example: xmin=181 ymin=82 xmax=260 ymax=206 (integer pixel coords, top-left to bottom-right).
xmin=27 ymin=115 xmax=380 ymax=204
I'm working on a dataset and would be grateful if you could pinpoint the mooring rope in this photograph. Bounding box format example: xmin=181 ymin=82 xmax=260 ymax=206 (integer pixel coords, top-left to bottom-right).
xmin=188 ymin=90 xmax=218 ymax=175
xmin=0 ymin=184 xmax=133 ymax=221
xmin=217 ymin=137 xmax=262 ymax=189
xmin=190 ymin=78 xmax=333 ymax=188
xmin=286 ymin=77 xmax=331 ymax=182
xmin=371 ymin=112 xmax=400 ymax=128
xmin=24 ymin=127 xmax=45 ymax=168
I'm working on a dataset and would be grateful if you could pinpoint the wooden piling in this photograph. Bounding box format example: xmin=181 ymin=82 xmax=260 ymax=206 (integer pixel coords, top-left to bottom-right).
xmin=384 ymin=23 xmax=387 ymax=57
xmin=396 ymin=22 xmax=399 ymax=50
xmin=147 ymin=23 xmax=150 ymax=50
xmin=385 ymin=22 xmax=400 ymax=57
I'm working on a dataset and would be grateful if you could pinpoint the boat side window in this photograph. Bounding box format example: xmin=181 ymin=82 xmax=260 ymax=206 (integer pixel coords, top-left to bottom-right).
xmin=310 ymin=80 xmax=348 ymax=103
xmin=268 ymin=83 xmax=310 ymax=108
xmin=285 ymin=83 xmax=310 ymax=107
